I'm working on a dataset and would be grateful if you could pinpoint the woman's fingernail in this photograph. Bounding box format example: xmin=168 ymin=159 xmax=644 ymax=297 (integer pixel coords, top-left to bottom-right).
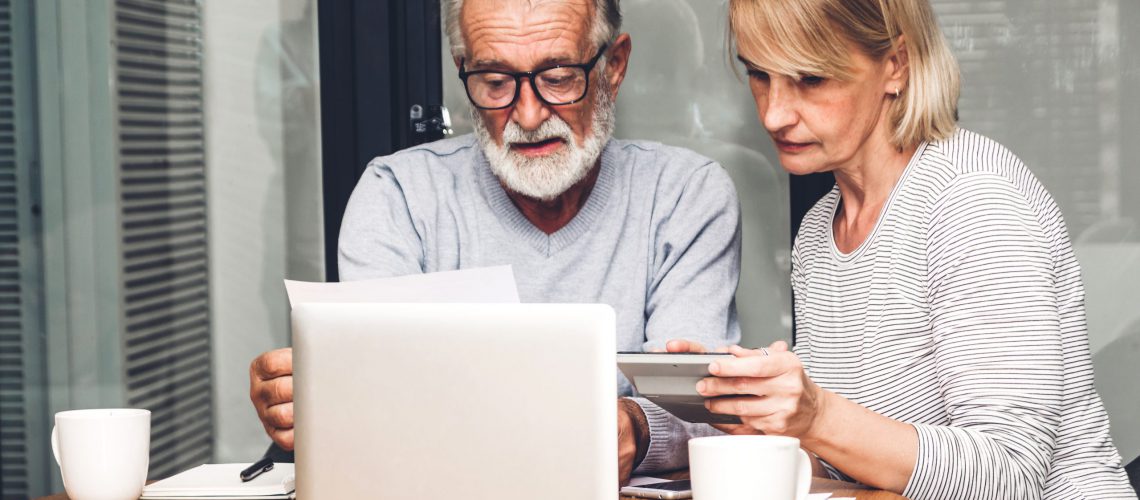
xmin=696 ymin=380 xmax=706 ymax=393
xmin=709 ymin=362 xmax=720 ymax=374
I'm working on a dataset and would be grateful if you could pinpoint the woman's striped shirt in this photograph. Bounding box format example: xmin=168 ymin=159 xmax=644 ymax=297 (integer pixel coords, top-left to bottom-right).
xmin=791 ymin=129 xmax=1135 ymax=499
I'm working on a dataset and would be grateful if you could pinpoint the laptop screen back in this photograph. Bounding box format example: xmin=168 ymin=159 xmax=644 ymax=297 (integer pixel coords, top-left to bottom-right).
xmin=292 ymin=303 xmax=617 ymax=499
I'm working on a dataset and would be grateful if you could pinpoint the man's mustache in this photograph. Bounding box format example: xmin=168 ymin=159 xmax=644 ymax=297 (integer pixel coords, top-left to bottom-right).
xmin=500 ymin=118 xmax=574 ymax=147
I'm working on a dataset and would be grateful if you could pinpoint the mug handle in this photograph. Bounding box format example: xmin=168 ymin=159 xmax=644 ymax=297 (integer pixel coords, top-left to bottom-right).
xmin=795 ymin=449 xmax=812 ymax=500
xmin=51 ymin=425 xmax=61 ymax=466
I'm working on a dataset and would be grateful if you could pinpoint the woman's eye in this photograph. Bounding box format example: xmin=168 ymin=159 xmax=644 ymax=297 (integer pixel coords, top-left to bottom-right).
xmin=747 ymin=69 xmax=769 ymax=81
xmin=799 ymin=75 xmax=825 ymax=86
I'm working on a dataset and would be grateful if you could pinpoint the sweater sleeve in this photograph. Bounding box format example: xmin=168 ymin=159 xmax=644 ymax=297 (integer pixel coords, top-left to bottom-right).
xmin=632 ymin=397 xmax=726 ymax=473
xmin=643 ymin=162 xmax=742 ymax=350
xmin=634 ymin=161 xmax=742 ymax=473
xmin=337 ymin=161 xmax=426 ymax=281
xmin=903 ymin=173 xmax=1063 ymax=500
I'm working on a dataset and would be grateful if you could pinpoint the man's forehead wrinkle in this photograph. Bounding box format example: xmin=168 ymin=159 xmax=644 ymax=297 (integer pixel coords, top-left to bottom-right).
xmin=465 ymin=20 xmax=590 ymax=69
xmin=471 ymin=42 xmax=578 ymax=68
xmin=467 ymin=18 xmax=584 ymax=48
xmin=462 ymin=0 xmax=592 ymax=62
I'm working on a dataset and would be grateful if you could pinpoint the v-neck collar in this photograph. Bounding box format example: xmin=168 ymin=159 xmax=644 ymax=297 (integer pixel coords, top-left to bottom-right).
xmin=476 ymin=141 xmax=618 ymax=257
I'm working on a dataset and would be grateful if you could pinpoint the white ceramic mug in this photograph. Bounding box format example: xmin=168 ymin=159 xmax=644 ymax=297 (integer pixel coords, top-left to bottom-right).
xmin=689 ymin=435 xmax=812 ymax=500
xmin=52 ymin=409 xmax=151 ymax=500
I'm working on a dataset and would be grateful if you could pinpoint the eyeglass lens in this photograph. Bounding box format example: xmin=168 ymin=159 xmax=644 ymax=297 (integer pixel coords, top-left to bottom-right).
xmin=466 ymin=66 xmax=588 ymax=109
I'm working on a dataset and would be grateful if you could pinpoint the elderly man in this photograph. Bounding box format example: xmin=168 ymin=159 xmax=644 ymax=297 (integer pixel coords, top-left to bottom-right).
xmin=249 ymin=0 xmax=740 ymax=482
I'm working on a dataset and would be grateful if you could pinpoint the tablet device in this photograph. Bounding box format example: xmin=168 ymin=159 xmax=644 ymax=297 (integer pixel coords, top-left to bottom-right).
xmin=617 ymin=352 xmax=741 ymax=425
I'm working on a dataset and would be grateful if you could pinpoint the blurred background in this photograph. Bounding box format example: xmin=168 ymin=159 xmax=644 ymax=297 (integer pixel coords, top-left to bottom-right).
xmin=1 ymin=0 xmax=1137 ymax=497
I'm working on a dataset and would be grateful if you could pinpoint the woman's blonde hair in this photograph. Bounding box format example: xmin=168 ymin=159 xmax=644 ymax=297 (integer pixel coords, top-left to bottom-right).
xmin=728 ymin=0 xmax=960 ymax=149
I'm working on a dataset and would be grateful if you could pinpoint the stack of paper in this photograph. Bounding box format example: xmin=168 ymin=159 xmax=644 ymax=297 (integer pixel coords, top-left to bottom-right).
xmin=283 ymin=265 xmax=520 ymax=306
xmin=141 ymin=463 xmax=295 ymax=499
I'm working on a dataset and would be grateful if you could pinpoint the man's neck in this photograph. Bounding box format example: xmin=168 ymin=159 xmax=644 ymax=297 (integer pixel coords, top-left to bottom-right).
xmin=503 ymin=162 xmax=601 ymax=234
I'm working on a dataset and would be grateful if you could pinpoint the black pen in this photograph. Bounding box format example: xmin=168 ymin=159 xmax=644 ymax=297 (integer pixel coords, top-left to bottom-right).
xmin=240 ymin=456 xmax=274 ymax=482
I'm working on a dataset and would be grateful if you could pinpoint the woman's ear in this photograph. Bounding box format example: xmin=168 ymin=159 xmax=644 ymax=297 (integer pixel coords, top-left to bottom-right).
xmin=885 ymin=35 xmax=910 ymax=95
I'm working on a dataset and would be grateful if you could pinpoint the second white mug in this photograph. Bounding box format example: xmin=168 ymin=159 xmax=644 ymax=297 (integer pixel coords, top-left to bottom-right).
xmin=689 ymin=435 xmax=812 ymax=500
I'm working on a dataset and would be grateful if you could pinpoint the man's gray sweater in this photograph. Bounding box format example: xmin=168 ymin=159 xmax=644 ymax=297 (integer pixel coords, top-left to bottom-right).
xmin=338 ymin=134 xmax=740 ymax=471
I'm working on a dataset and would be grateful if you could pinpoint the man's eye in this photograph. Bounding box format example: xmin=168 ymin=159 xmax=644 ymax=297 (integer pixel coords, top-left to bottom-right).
xmin=483 ymin=76 xmax=511 ymax=88
xmin=799 ymin=75 xmax=825 ymax=86
xmin=539 ymin=68 xmax=578 ymax=87
xmin=541 ymin=75 xmax=571 ymax=86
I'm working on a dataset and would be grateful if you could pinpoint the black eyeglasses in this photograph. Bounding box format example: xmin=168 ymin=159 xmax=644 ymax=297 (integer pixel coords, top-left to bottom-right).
xmin=458 ymin=44 xmax=608 ymax=110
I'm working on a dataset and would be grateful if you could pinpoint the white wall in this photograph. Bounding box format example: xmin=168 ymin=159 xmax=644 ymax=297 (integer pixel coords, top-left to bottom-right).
xmin=203 ymin=0 xmax=323 ymax=462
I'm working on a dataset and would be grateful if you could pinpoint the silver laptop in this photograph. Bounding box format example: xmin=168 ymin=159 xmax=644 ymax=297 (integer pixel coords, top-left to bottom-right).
xmin=292 ymin=303 xmax=618 ymax=499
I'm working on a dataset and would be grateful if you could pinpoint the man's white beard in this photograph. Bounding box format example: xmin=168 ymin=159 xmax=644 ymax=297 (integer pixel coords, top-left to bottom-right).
xmin=473 ymin=83 xmax=616 ymax=201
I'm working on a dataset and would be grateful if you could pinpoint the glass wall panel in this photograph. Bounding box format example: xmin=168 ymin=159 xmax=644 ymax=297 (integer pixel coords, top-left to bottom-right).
xmin=2 ymin=1 xmax=322 ymax=496
xmin=202 ymin=0 xmax=323 ymax=464
xmin=930 ymin=0 xmax=1140 ymax=462
xmin=615 ymin=0 xmax=792 ymax=348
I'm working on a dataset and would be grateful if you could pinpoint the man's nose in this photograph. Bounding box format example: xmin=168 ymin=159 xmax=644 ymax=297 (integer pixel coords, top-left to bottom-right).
xmin=510 ymin=78 xmax=552 ymax=131
xmin=762 ymin=81 xmax=798 ymax=133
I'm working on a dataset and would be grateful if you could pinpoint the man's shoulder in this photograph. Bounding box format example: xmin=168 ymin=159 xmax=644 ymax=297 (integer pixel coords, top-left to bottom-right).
xmin=367 ymin=134 xmax=480 ymax=178
xmin=609 ymin=138 xmax=734 ymax=193
xmin=607 ymin=139 xmax=740 ymax=219
xmin=611 ymin=138 xmax=719 ymax=171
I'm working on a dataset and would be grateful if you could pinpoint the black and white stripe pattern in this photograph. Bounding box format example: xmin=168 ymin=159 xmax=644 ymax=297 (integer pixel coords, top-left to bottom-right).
xmin=792 ymin=129 xmax=1135 ymax=499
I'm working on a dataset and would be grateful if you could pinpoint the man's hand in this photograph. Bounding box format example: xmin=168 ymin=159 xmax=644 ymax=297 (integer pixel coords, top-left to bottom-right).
xmin=249 ymin=348 xmax=295 ymax=450
xmin=665 ymin=339 xmax=708 ymax=353
xmin=617 ymin=398 xmax=650 ymax=486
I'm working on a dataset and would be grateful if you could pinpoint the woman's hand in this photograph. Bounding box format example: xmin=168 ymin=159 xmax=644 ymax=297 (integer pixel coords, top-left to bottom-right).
xmin=696 ymin=341 xmax=827 ymax=439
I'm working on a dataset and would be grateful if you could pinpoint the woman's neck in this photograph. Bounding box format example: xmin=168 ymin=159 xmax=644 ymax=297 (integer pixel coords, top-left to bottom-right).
xmin=831 ymin=135 xmax=917 ymax=252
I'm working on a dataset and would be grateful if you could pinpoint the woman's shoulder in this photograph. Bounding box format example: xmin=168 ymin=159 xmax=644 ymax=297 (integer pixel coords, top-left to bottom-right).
xmin=920 ymin=128 xmax=1057 ymax=212
xmin=922 ymin=128 xmax=1039 ymax=192
xmin=919 ymin=128 xmax=1067 ymax=240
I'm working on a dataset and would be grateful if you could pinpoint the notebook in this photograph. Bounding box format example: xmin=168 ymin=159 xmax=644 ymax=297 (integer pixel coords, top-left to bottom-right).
xmin=140 ymin=463 xmax=295 ymax=499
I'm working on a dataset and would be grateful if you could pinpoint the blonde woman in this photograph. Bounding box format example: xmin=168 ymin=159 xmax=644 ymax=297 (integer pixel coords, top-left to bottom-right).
xmin=678 ymin=0 xmax=1136 ymax=498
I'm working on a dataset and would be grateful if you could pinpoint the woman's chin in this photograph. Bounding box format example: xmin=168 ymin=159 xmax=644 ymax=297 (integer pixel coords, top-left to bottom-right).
xmin=777 ymin=158 xmax=829 ymax=177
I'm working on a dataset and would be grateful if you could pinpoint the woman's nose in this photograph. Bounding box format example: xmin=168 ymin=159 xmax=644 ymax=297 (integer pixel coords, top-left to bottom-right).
xmin=761 ymin=81 xmax=798 ymax=133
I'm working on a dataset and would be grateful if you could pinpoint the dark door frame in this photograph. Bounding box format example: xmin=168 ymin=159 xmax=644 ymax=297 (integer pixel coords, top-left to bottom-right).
xmin=317 ymin=0 xmax=444 ymax=281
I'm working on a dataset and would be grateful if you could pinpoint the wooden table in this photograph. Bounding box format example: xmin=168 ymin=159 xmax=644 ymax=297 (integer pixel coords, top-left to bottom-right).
xmin=38 ymin=477 xmax=905 ymax=499
xmin=809 ymin=477 xmax=907 ymax=499
xmin=614 ymin=477 xmax=905 ymax=499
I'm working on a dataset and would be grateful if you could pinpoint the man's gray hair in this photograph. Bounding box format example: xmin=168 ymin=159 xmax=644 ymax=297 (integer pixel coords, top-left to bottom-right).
xmin=444 ymin=0 xmax=622 ymax=59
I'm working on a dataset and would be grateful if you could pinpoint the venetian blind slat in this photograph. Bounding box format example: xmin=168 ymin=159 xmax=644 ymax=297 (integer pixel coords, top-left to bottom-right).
xmin=114 ymin=0 xmax=211 ymax=479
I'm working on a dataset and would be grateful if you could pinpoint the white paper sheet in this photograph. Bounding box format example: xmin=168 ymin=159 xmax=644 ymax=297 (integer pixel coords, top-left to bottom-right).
xmin=284 ymin=265 xmax=520 ymax=306
xmin=141 ymin=463 xmax=294 ymax=498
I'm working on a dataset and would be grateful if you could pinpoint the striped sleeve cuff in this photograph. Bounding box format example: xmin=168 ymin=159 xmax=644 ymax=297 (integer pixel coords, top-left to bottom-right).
xmin=904 ymin=423 xmax=955 ymax=500
xmin=903 ymin=423 xmax=1040 ymax=500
